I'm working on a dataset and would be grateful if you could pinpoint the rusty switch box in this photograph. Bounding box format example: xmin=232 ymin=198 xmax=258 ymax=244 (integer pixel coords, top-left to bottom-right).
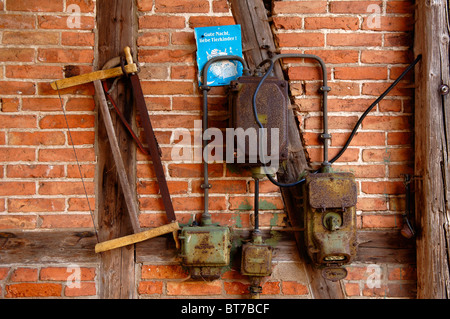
xmin=304 ymin=172 xmax=358 ymax=270
xmin=241 ymin=239 xmax=273 ymax=277
xmin=179 ymin=224 xmax=231 ymax=280
xmin=228 ymin=76 xmax=289 ymax=166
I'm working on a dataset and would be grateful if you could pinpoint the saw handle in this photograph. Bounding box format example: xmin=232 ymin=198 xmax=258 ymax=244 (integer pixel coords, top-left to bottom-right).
xmin=124 ymin=46 xmax=134 ymax=65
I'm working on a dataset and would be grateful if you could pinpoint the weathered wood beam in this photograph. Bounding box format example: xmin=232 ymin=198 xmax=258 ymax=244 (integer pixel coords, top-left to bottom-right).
xmin=414 ymin=0 xmax=450 ymax=299
xmin=229 ymin=0 xmax=344 ymax=299
xmin=96 ymin=0 xmax=137 ymax=299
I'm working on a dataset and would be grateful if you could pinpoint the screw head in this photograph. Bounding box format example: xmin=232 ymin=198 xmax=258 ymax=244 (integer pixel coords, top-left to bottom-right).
xmin=440 ymin=84 xmax=449 ymax=95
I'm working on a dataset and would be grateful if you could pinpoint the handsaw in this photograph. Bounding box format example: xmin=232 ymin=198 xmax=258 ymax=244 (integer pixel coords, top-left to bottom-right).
xmin=51 ymin=48 xmax=180 ymax=252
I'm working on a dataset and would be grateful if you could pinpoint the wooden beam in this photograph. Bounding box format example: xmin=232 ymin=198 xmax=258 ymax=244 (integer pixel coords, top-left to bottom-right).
xmin=414 ymin=0 xmax=450 ymax=299
xmin=230 ymin=0 xmax=344 ymax=299
xmin=96 ymin=0 xmax=137 ymax=299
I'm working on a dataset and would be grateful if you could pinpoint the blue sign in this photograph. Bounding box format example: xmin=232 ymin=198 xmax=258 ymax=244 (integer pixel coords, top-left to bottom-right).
xmin=194 ymin=25 xmax=243 ymax=86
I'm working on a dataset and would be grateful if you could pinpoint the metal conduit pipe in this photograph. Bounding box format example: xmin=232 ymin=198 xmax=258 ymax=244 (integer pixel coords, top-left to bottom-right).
xmin=199 ymin=56 xmax=250 ymax=224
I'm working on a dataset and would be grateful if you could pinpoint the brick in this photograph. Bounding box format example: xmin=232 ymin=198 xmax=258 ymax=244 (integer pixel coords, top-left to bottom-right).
xmin=362 ymin=116 xmax=412 ymax=130
xmin=0 ymin=148 xmax=36 ymax=162
xmin=276 ymin=33 xmax=324 ymax=48
xmin=39 ymin=214 xmax=94 ymax=228
xmin=361 ymin=181 xmax=405 ymax=194
xmin=332 ymin=165 xmax=385 ymax=178
xmin=213 ymin=0 xmax=229 ymax=12
xmin=141 ymin=265 xmax=188 ymax=279
xmin=139 ymin=15 xmax=186 ymax=29
xmin=166 ymin=281 xmax=221 ymax=296
xmin=262 ymin=281 xmax=281 ymax=295
xmin=38 ymin=148 xmax=95 ymax=162
xmin=362 ymin=214 xmax=401 ymax=228
xmin=39 ymin=115 xmax=94 ymax=129
xmin=138 ymin=281 xmax=163 ymax=295
xmin=386 ymin=1 xmax=415 ymax=14
xmin=5 ymin=283 xmax=62 ymax=298
xmin=0 ymin=14 xmax=36 ymax=28
xmin=141 ymin=81 xmax=194 ymax=95
xmin=139 ymin=49 xmax=195 ymax=63
xmin=306 ymin=50 xmax=360 ymax=64
xmin=7 ymin=164 xmax=64 ymax=178
xmin=40 ymin=267 xmax=96 ymax=281
xmin=5 ymin=65 xmax=62 ymax=80
xmin=281 ymin=281 xmax=308 ymax=295
xmin=0 ymin=182 xmax=35 ymax=196
xmin=385 ymin=33 xmax=413 ymax=47
xmin=362 ymin=82 xmax=413 ymax=96
xmin=387 ymin=132 xmax=412 ymax=145
xmin=224 ymin=282 xmax=249 ymax=295
xmin=11 ymin=268 xmax=38 ymax=282
xmin=155 ymin=0 xmax=209 ymax=13
xmin=8 ymin=131 xmax=65 ymax=146
xmin=345 ymin=283 xmax=360 ymax=296
xmin=362 ymin=284 xmax=388 ymax=297
xmin=2 ymin=31 xmax=59 ymax=45
xmin=327 ymin=33 xmax=382 ymax=47
xmin=362 ymin=17 xmax=414 ymax=31
xmin=334 ymin=67 xmax=387 ymax=80
xmin=137 ymin=0 xmax=153 ymax=11
xmin=0 ymin=81 xmax=36 ymax=95
xmin=361 ymin=50 xmax=411 ymax=64
xmin=330 ymin=132 xmax=385 ymax=147
xmin=61 ymin=32 xmax=95 ymax=46
xmin=37 ymin=49 xmax=94 ymax=64
xmin=273 ymin=17 xmax=303 ymax=30
xmin=67 ymin=164 xmax=96 ymax=178
xmin=6 ymin=0 xmax=63 ymax=12
xmin=137 ymin=32 xmax=170 ymax=46
xmin=0 ymin=215 xmax=36 ymax=229
xmin=65 ymin=282 xmax=96 ymax=297
xmin=0 ymin=48 xmax=35 ymax=62
xmin=0 ymin=98 xmax=20 ymax=112
xmin=0 ymin=115 xmax=37 ymax=128
xmin=188 ymin=16 xmax=235 ymax=28
xmin=305 ymin=17 xmax=359 ymax=30
xmin=38 ymin=181 xmax=94 ymax=195
xmin=168 ymin=163 xmax=223 ymax=178
xmin=356 ymin=197 xmax=388 ymax=211
xmin=0 ymin=268 xmax=10 ymax=280
xmin=288 ymin=66 xmax=332 ymax=81
xmin=274 ymin=1 xmax=327 ymax=14
xmin=66 ymin=98 xmax=96 ymax=111
xmin=363 ymin=148 xmax=412 ymax=163
xmin=305 ymin=81 xmax=360 ymax=96
xmin=8 ymin=198 xmax=65 ymax=212
xmin=330 ymin=1 xmax=382 ymax=14
xmin=68 ymin=131 xmax=95 ymax=145
xmin=22 ymin=98 xmax=61 ymax=112
xmin=68 ymin=198 xmax=95 ymax=211
xmin=171 ymin=32 xmax=195 ymax=46
xmin=38 ymin=15 xmax=95 ymax=30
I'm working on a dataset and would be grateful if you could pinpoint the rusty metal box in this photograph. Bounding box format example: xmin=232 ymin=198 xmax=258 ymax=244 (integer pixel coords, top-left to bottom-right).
xmin=228 ymin=76 xmax=289 ymax=166
xmin=304 ymin=172 xmax=358 ymax=267
xmin=180 ymin=225 xmax=231 ymax=267
xmin=241 ymin=242 xmax=273 ymax=277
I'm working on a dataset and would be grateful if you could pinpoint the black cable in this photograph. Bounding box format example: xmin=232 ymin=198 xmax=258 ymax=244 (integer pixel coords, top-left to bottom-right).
xmin=329 ymin=54 xmax=422 ymax=164
xmin=254 ymin=177 xmax=259 ymax=230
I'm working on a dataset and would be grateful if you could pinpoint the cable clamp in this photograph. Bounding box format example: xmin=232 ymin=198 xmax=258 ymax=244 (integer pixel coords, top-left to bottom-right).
xmin=320 ymin=133 xmax=332 ymax=140
xmin=320 ymin=85 xmax=331 ymax=92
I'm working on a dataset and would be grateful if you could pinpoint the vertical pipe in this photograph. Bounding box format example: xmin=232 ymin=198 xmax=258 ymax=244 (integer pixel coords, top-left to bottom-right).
xmin=254 ymin=177 xmax=260 ymax=231
xmin=201 ymin=88 xmax=211 ymax=224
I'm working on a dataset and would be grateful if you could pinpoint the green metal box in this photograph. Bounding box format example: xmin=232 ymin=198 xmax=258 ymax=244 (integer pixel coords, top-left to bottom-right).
xmin=241 ymin=242 xmax=273 ymax=277
xmin=304 ymin=172 xmax=358 ymax=267
xmin=180 ymin=225 xmax=231 ymax=267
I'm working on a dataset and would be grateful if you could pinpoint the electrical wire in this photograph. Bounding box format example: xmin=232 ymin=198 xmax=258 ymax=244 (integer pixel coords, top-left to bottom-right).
xmin=252 ymin=54 xmax=422 ymax=188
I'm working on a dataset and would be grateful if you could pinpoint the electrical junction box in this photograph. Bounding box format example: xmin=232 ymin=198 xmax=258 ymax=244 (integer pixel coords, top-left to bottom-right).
xmin=241 ymin=241 xmax=273 ymax=277
xmin=228 ymin=76 xmax=289 ymax=166
xmin=304 ymin=172 xmax=358 ymax=274
xmin=179 ymin=224 xmax=231 ymax=280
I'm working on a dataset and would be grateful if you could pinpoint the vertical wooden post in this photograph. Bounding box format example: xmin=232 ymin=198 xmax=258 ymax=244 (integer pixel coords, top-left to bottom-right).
xmin=230 ymin=0 xmax=344 ymax=298
xmin=96 ymin=0 xmax=137 ymax=299
xmin=414 ymin=0 xmax=450 ymax=299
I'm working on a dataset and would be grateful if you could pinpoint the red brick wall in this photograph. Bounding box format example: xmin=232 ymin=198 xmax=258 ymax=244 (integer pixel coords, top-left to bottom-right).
xmin=0 ymin=0 xmax=416 ymax=299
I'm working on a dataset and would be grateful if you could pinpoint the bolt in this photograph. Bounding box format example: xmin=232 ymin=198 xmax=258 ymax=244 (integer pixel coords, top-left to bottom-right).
xmin=440 ymin=84 xmax=449 ymax=95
